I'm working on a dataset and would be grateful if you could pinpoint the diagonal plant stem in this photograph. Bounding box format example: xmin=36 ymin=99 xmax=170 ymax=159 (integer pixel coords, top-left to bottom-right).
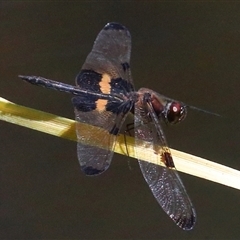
xmin=0 ymin=96 xmax=239 ymax=190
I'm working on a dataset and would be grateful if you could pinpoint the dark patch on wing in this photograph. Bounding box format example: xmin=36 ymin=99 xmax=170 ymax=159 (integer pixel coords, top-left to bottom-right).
xmin=110 ymin=77 xmax=134 ymax=95
xmin=163 ymin=151 xmax=175 ymax=168
xmin=104 ymin=22 xmax=126 ymax=31
xmin=82 ymin=166 xmax=104 ymax=175
xmin=72 ymin=95 xmax=98 ymax=112
xmin=106 ymin=98 xmax=133 ymax=115
xmin=109 ymin=124 xmax=119 ymax=135
xmin=121 ymin=62 xmax=130 ymax=72
xmin=173 ymin=214 xmax=196 ymax=230
xmin=76 ymin=70 xmax=102 ymax=93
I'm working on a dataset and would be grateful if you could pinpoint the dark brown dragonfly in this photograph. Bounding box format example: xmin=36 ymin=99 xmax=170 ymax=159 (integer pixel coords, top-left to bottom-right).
xmin=19 ymin=22 xmax=197 ymax=230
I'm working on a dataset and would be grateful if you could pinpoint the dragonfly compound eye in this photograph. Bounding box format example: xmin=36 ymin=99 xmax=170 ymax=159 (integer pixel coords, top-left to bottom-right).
xmin=166 ymin=102 xmax=187 ymax=124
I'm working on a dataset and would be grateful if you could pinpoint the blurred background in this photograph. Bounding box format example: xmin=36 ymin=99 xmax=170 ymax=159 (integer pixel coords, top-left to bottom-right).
xmin=1 ymin=2 xmax=240 ymax=239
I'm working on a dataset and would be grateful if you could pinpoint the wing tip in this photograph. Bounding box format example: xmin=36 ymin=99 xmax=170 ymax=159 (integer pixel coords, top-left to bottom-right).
xmin=173 ymin=212 xmax=196 ymax=230
xmin=104 ymin=22 xmax=126 ymax=31
xmin=81 ymin=166 xmax=107 ymax=176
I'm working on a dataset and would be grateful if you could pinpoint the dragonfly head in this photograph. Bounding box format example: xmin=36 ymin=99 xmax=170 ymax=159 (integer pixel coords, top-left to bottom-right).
xmin=164 ymin=101 xmax=187 ymax=125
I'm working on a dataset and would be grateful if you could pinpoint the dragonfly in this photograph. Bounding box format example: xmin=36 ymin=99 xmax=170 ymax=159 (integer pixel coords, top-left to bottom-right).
xmin=19 ymin=22 xmax=197 ymax=230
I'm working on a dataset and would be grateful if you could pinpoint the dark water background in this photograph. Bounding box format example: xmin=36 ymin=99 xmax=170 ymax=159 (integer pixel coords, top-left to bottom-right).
xmin=1 ymin=2 xmax=240 ymax=239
